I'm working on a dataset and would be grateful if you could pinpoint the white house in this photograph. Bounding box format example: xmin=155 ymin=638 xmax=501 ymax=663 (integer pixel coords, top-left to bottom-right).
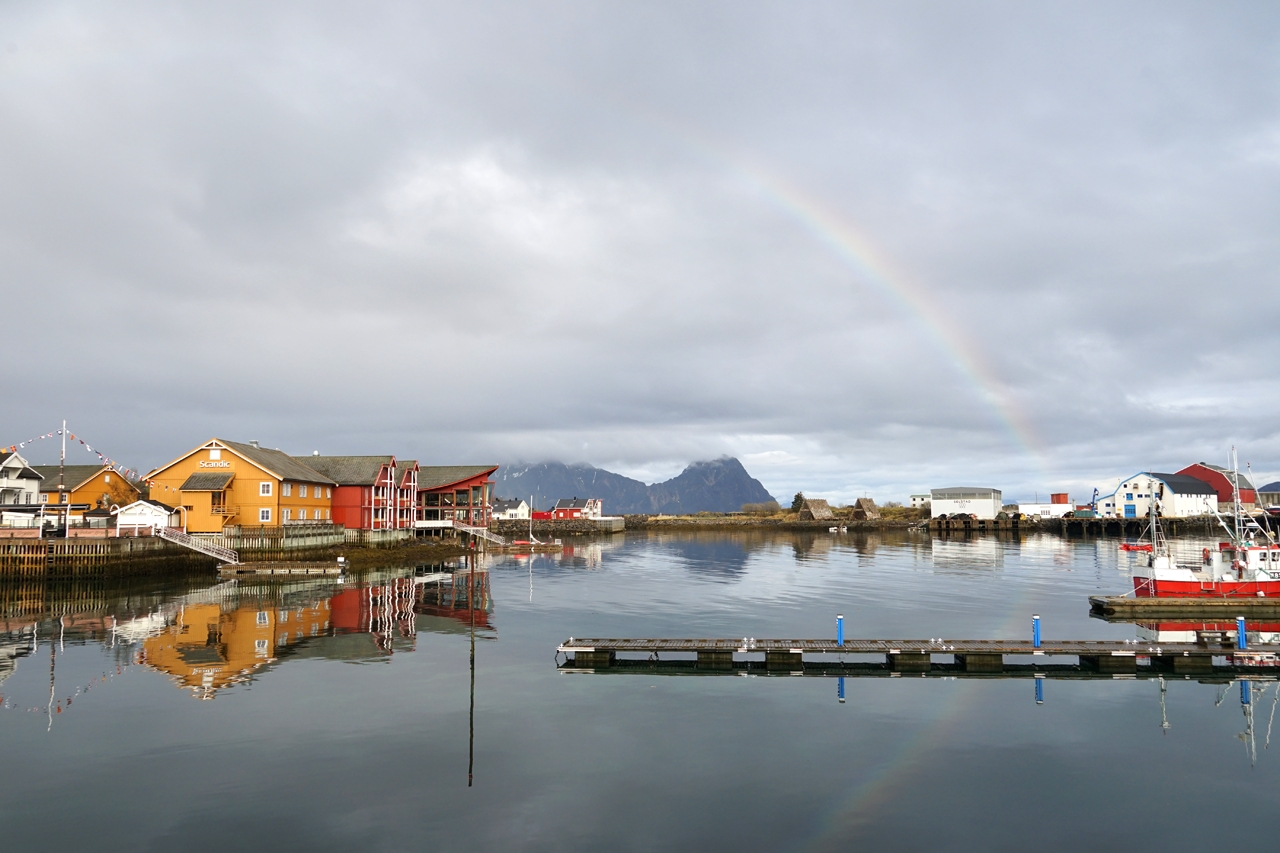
xmin=114 ymin=499 xmax=181 ymax=534
xmin=909 ymin=494 xmax=930 ymax=510
xmin=1096 ymin=472 xmax=1216 ymax=519
xmin=930 ymin=487 xmax=1002 ymax=519
xmin=492 ymin=498 xmax=531 ymax=520
xmin=0 ymin=450 xmax=42 ymax=507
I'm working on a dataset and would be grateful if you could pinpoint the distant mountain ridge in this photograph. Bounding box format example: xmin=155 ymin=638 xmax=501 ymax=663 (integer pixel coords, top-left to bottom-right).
xmin=495 ymin=457 xmax=777 ymax=515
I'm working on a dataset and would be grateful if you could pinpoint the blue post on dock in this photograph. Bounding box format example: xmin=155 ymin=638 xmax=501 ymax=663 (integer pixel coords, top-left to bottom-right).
xmin=838 ymin=676 xmax=845 ymax=704
xmin=1242 ymin=680 xmax=1252 ymax=706
xmin=1033 ymin=614 xmax=1041 ymax=649
xmin=1237 ymin=616 xmax=1247 ymax=651
xmin=1035 ymin=675 xmax=1044 ymax=705
xmin=837 ymin=613 xmax=844 ymax=646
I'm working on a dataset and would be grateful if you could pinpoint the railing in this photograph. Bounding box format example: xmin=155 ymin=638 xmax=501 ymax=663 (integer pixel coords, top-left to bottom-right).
xmin=209 ymin=505 xmax=239 ymax=516
xmin=413 ymin=518 xmax=506 ymax=545
xmin=158 ymin=527 xmax=239 ymax=564
xmin=453 ymin=522 xmax=507 ymax=545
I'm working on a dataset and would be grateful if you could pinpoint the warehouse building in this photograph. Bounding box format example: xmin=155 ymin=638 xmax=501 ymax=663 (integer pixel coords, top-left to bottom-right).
xmin=930 ymin=487 xmax=1003 ymax=520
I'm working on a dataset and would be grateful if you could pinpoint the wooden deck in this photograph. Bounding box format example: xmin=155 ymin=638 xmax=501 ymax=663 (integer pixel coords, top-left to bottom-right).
xmin=1090 ymin=595 xmax=1280 ymax=617
xmin=218 ymin=561 xmax=342 ymax=576
xmin=557 ymin=636 xmax=1280 ymax=673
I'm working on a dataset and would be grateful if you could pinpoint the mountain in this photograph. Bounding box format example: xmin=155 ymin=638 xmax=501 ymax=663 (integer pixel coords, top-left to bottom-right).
xmin=494 ymin=457 xmax=777 ymax=515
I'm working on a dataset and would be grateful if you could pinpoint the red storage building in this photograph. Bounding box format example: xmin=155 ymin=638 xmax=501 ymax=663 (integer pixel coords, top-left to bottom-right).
xmin=1176 ymin=462 xmax=1256 ymax=509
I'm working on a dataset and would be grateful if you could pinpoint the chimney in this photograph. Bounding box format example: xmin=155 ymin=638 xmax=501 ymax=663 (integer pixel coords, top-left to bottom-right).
xmin=249 ymin=440 xmax=260 ymax=449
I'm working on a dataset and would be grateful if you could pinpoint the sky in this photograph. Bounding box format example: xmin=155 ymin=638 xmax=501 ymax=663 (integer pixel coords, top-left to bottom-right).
xmin=3 ymin=1 xmax=1279 ymax=504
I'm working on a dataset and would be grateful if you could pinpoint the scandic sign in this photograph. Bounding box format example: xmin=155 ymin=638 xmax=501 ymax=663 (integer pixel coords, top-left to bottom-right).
xmin=198 ymin=461 xmax=232 ymax=468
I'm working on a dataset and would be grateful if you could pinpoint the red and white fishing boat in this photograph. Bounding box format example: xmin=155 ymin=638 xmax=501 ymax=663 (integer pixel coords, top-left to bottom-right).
xmin=1131 ymin=449 xmax=1280 ymax=598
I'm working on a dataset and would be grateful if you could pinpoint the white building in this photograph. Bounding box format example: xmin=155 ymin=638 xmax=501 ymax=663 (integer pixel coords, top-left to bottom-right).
xmin=909 ymin=494 xmax=930 ymax=510
xmin=114 ymin=499 xmax=181 ymax=534
xmin=492 ymin=498 xmax=530 ymax=520
xmin=1017 ymin=501 xmax=1074 ymax=519
xmin=930 ymin=487 xmax=1002 ymax=520
xmin=0 ymin=450 xmax=42 ymax=507
xmin=1096 ymin=472 xmax=1216 ymax=519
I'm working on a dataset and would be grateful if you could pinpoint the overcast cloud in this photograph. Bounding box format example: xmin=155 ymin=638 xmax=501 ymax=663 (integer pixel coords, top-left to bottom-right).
xmin=3 ymin=1 xmax=1279 ymax=503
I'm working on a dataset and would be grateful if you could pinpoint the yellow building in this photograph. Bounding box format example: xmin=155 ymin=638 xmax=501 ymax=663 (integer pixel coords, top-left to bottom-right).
xmin=32 ymin=464 xmax=141 ymax=515
xmin=144 ymin=439 xmax=336 ymax=533
xmin=140 ymin=599 xmax=331 ymax=699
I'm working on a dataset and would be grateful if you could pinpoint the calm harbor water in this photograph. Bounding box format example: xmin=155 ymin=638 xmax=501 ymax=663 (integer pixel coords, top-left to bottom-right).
xmin=2 ymin=530 xmax=1278 ymax=851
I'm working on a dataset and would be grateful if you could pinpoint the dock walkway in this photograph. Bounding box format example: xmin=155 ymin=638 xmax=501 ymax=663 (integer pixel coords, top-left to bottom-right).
xmin=558 ymin=636 xmax=1279 ymax=673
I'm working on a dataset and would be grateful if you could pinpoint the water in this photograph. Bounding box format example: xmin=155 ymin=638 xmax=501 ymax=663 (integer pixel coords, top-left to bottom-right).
xmin=2 ymin=530 xmax=1278 ymax=851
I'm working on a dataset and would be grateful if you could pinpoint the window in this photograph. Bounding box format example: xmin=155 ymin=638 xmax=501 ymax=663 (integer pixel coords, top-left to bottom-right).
xmin=299 ymin=509 xmax=308 ymax=520
xmin=104 ymin=474 xmax=111 ymax=484
xmin=256 ymin=611 xmax=269 ymax=626
xmin=254 ymin=639 xmax=268 ymax=655
xmin=326 ymin=488 xmax=331 ymax=499
xmin=325 ymin=509 xmax=330 ymax=520
xmin=260 ymin=482 xmax=273 ymax=496
xmin=279 ymin=610 xmax=289 ymax=622
xmin=41 ymin=493 xmax=48 ymax=503
xmin=300 ymin=484 xmax=308 ymax=498
xmin=259 ymin=508 xmax=271 ymax=523
xmin=283 ymin=508 xmax=292 ymax=521
xmin=283 ymin=483 xmax=292 ymax=497
xmin=209 ymin=448 xmax=221 ymax=460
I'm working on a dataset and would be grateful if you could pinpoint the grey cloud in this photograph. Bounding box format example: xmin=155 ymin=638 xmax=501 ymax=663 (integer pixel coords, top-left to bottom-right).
xmin=2 ymin=1 xmax=1279 ymax=503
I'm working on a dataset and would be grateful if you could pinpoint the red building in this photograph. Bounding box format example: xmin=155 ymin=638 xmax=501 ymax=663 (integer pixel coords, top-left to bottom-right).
xmin=416 ymin=465 xmax=499 ymax=530
xmin=395 ymin=460 xmax=419 ymax=529
xmin=301 ymin=455 xmax=407 ymax=530
xmin=552 ymin=497 xmax=602 ymax=519
xmin=1176 ymin=462 xmax=1256 ymax=508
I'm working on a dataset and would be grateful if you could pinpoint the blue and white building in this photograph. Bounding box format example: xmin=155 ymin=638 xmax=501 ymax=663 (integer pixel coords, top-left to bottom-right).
xmin=1096 ymin=472 xmax=1216 ymax=519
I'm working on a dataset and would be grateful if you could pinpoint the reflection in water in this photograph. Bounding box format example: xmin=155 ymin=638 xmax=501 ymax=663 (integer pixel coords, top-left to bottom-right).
xmin=931 ymin=536 xmax=1004 ymax=570
xmin=0 ymin=562 xmax=494 ymax=705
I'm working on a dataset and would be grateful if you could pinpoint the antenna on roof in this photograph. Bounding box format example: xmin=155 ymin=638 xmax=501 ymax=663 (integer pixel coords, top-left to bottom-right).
xmin=249 ymin=440 xmax=259 ymax=449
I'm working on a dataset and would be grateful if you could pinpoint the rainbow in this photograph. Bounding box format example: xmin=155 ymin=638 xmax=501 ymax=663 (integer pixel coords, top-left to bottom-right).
xmin=623 ymin=104 xmax=1048 ymax=471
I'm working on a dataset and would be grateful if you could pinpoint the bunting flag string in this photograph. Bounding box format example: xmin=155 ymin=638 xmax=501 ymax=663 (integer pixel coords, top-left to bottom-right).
xmin=3 ymin=426 xmax=144 ymax=483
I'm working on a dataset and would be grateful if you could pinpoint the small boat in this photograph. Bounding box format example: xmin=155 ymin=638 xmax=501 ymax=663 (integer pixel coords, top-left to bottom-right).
xmin=1132 ymin=449 xmax=1280 ymax=598
xmin=1120 ymin=543 xmax=1153 ymax=552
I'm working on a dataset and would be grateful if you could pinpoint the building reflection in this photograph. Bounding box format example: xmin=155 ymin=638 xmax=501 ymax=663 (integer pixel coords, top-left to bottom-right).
xmin=1 ymin=563 xmax=493 ymax=702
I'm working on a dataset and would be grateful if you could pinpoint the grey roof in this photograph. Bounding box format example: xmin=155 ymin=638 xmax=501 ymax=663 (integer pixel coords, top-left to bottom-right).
xmin=0 ymin=452 xmax=43 ymax=481
xmin=297 ymin=455 xmax=394 ymax=486
xmin=1149 ymin=473 xmax=1217 ymax=496
xmin=179 ymin=472 xmax=235 ymax=491
xmin=493 ymin=498 xmax=526 ymax=511
xmin=555 ymin=498 xmax=593 ymax=509
xmin=31 ymin=464 xmax=115 ymax=491
xmin=219 ymin=440 xmax=336 ymax=485
xmin=417 ymin=465 xmax=498 ymax=490
xmin=931 ymin=487 xmax=1002 ymax=498
xmin=1188 ymin=462 xmax=1255 ymax=491
xmin=396 ymin=460 xmax=418 ymax=487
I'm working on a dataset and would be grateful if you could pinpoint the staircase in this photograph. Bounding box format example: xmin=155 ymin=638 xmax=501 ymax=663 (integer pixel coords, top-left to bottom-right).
xmin=159 ymin=527 xmax=240 ymax=564
xmin=452 ymin=522 xmax=508 ymax=546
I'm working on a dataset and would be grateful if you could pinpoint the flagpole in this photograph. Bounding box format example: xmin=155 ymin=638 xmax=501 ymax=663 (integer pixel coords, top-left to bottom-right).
xmin=59 ymin=419 xmax=66 ymax=532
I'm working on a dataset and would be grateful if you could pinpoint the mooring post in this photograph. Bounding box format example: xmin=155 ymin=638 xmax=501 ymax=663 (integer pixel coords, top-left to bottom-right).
xmin=1032 ymin=614 xmax=1041 ymax=649
xmin=1242 ymin=680 xmax=1251 ymax=706
xmin=1237 ymin=616 xmax=1247 ymax=650
xmin=836 ymin=613 xmax=844 ymax=646
xmin=838 ymin=676 xmax=845 ymax=704
xmin=1035 ymin=675 xmax=1044 ymax=705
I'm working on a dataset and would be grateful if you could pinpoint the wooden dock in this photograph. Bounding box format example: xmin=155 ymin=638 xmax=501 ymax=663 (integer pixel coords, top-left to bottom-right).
xmin=557 ymin=636 xmax=1279 ymax=674
xmin=218 ymin=561 xmax=342 ymax=576
xmin=1089 ymin=595 xmax=1280 ymax=618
